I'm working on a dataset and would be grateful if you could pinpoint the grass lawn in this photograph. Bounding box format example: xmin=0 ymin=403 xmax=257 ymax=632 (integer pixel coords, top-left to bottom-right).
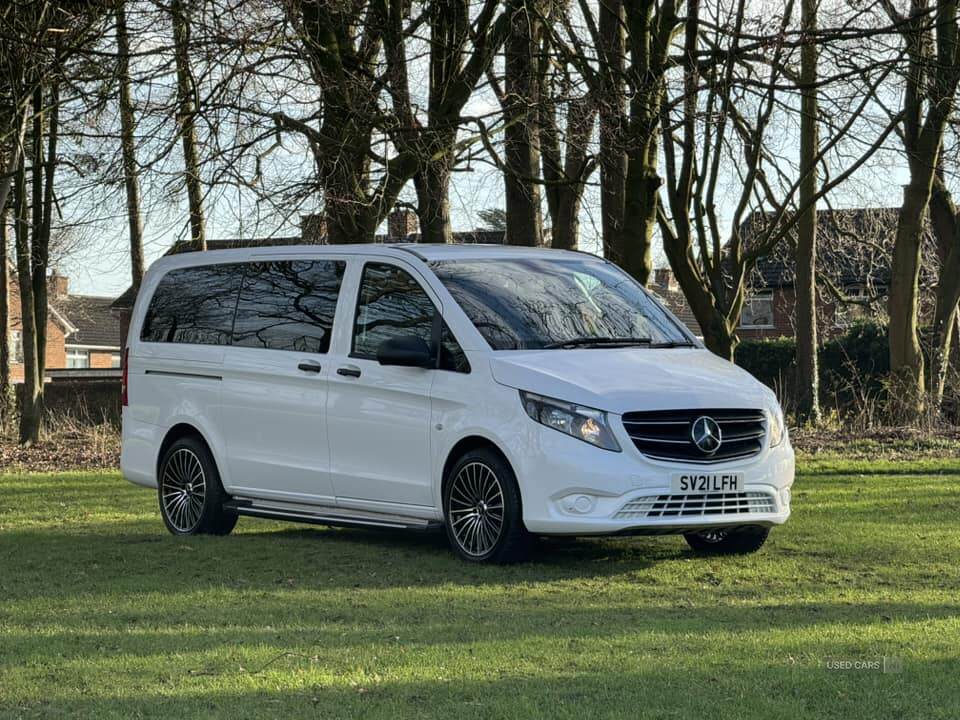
xmin=1 ymin=458 xmax=958 ymax=719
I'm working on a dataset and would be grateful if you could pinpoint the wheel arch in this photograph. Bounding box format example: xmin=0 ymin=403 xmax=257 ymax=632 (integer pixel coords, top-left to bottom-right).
xmin=156 ymin=423 xmax=216 ymax=480
xmin=440 ymin=434 xmax=517 ymax=502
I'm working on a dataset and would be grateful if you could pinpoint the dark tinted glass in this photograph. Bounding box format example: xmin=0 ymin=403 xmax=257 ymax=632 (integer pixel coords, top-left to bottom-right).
xmin=430 ymin=258 xmax=689 ymax=350
xmin=141 ymin=264 xmax=243 ymax=345
xmin=232 ymin=260 xmax=345 ymax=353
xmin=439 ymin=322 xmax=470 ymax=373
xmin=353 ymin=263 xmax=436 ymax=357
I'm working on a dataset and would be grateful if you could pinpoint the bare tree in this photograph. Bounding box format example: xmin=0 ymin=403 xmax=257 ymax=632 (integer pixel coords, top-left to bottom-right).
xmin=795 ymin=0 xmax=820 ymax=424
xmin=381 ymin=0 xmax=509 ymax=244
xmin=885 ymin=0 xmax=959 ymax=419
xmin=0 ymin=211 xmax=9 ymax=422
xmin=658 ymin=0 xmax=902 ymax=360
xmin=501 ymin=0 xmax=546 ymax=246
xmin=539 ymin=26 xmax=597 ymax=250
xmin=929 ymin=163 xmax=960 ymax=407
xmin=116 ymin=0 xmax=145 ymax=288
xmin=171 ymin=0 xmax=207 ymax=250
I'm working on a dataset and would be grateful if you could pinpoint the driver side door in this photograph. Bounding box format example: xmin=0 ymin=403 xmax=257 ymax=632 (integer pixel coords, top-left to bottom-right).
xmin=325 ymin=260 xmax=438 ymax=511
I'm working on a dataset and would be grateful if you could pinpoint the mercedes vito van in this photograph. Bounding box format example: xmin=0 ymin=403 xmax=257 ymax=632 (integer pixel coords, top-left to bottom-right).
xmin=121 ymin=244 xmax=794 ymax=562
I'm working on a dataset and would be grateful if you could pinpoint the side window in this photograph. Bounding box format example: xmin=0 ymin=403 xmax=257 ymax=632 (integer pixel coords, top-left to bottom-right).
xmin=232 ymin=260 xmax=345 ymax=353
xmin=140 ymin=264 xmax=243 ymax=345
xmin=352 ymin=263 xmax=436 ymax=358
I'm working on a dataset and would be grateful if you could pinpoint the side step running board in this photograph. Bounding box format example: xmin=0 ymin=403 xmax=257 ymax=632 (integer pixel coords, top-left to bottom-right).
xmin=223 ymin=498 xmax=443 ymax=532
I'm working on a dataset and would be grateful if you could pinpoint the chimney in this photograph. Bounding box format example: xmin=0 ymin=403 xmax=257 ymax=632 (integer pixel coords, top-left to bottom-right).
xmin=300 ymin=214 xmax=327 ymax=244
xmin=388 ymin=209 xmax=418 ymax=241
xmin=49 ymin=270 xmax=69 ymax=299
xmin=654 ymin=268 xmax=677 ymax=292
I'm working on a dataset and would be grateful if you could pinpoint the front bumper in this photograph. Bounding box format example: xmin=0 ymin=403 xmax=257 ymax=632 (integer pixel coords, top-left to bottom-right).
xmin=512 ymin=422 xmax=795 ymax=536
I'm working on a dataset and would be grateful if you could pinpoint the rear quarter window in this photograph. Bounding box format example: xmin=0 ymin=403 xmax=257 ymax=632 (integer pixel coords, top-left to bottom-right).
xmin=140 ymin=264 xmax=243 ymax=345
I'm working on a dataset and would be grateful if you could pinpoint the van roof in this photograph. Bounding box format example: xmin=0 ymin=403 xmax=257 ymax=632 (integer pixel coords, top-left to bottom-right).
xmin=150 ymin=243 xmax=603 ymax=267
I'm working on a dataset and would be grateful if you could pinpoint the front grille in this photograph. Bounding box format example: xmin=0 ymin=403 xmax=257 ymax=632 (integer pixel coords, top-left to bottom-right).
xmin=614 ymin=492 xmax=776 ymax=520
xmin=621 ymin=408 xmax=766 ymax=463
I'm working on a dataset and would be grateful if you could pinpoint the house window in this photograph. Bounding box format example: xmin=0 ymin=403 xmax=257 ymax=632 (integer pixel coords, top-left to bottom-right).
xmin=740 ymin=293 xmax=775 ymax=329
xmin=835 ymin=285 xmax=874 ymax=327
xmin=111 ymin=353 xmax=122 ymax=368
xmin=10 ymin=330 xmax=23 ymax=364
xmin=67 ymin=349 xmax=90 ymax=369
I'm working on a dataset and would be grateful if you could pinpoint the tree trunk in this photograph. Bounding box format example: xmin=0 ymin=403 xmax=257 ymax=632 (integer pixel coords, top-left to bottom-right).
xmin=794 ymin=0 xmax=821 ymax=425
xmin=14 ymin=156 xmax=41 ymax=446
xmin=598 ymin=0 xmax=626 ymax=260
xmin=117 ymin=0 xmax=146 ymax=289
xmin=541 ymin=84 xmax=594 ymax=251
xmin=503 ymin=0 xmax=543 ymax=247
xmin=550 ymin=193 xmax=582 ymax=251
xmin=703 ymin=323 xmax=737 ymax=363
xmin=929 ymin=174 xmax=960 ymax=406
xmin=0 ymin=212 xmax=9 ymax=423
xmin=171 ymin=0 xmax=206 ymax=251
xmin=0 ymin=111 xmax=28 ymax=216
xmin=888 ymin=180 xmax=929 ymax=420
xmin=414 ymin=158 xmax=453 ymax=244
xmin=620 ymin=153 xmax=658 ymax=285
xmin=32 ymin=78 xmax=58 ymax=377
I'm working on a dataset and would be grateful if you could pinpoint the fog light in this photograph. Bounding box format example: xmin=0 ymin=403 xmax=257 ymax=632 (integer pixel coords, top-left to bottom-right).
xmin=561 ymin=494 xmax=596 ymax=514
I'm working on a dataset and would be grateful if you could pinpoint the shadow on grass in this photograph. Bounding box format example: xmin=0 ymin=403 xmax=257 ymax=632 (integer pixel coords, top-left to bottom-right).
xmin=2 ymin=656 xmax=950 ymax=720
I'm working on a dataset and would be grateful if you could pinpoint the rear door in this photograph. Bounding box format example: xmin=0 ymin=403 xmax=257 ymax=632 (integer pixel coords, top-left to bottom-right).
xmin=220 ymin=257 xmax=348 ymax=504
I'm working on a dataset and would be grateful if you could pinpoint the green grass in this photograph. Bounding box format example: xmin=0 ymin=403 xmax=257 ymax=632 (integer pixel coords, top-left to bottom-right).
xmin=1 ymin=458 xmax=959 ymax=718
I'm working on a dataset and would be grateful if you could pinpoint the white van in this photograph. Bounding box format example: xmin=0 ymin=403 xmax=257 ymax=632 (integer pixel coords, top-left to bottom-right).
xmin=121 ymin=244 xmax=794 ymax=563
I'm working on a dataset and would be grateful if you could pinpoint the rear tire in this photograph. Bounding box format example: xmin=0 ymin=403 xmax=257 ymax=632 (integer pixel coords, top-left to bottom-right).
xmin=443 ymin=447 xmax=530 ymax=563
xmin=684 ymin=526 xmax=769 ymax=555
xmin=158 ymin=436 xmax=237 ymax=536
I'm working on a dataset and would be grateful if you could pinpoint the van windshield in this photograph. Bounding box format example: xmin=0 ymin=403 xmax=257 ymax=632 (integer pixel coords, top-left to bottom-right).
xmin=429 ymin=257 xmax=693 ymax=351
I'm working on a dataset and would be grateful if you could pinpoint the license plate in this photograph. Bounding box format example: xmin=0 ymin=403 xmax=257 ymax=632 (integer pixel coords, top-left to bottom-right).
xmin=671 ymin=472 xmax=744 ymax=493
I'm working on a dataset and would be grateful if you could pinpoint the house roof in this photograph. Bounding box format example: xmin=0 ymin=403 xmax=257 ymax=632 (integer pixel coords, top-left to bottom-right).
xmin=651 ymin=284 xmax=702 ymax=336
xmin=739 ymin=207 xmax=928 ymax=290
xmin=55 ymin=295 xmax=123 ymax=348
xmin=4 ymin=260 xmax=78 ymax=334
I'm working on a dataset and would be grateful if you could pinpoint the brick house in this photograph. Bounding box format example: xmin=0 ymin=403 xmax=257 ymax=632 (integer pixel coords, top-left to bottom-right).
xmin=655 ymin=207 xmax=916 ymax=341
xmin=4 ymin=263 xmax=122 ymax=382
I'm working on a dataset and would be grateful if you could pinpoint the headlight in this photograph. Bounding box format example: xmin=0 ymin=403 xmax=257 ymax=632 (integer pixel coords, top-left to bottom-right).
xmin=520 ymin=391 xmax=621 ymax=452
xmin=768 ymin=405 xmax=787 ymax=447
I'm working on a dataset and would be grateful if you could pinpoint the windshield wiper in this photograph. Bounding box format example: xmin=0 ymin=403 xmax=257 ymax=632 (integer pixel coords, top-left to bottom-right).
xmin=646 ymin=340 xmax=696 ymax=348
xmin=543 ymin=337 xmax=653 ymax=349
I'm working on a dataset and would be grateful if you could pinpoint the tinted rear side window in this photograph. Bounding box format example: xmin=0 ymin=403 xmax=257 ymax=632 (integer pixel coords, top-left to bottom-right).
xmin=140 ymin=264 xmax=243 ymax=345
xmin=232 ymin=260 xmax=345 ymax=353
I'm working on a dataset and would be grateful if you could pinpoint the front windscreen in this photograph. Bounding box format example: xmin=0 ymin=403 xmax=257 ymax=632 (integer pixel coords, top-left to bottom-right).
xmin=430 ymin=257 xmax=692 ymax=350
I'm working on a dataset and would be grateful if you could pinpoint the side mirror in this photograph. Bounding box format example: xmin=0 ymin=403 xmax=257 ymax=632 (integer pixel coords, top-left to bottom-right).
xmin=376 ymin=335 xmax=435 ymax=368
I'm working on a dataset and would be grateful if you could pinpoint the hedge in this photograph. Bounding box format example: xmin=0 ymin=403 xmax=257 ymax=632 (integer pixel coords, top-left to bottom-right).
xmin=734 ymin=321 xmax=891 ymax=408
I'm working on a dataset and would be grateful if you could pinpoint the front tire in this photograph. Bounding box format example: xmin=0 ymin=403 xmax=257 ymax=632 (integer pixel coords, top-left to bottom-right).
xmin=443 ymin=448 xmax=530 ymax=563
xmin=684 ymin=526 xmax=769 ymax=555
xmin=158 ymin=436 xmax=237 ymax=536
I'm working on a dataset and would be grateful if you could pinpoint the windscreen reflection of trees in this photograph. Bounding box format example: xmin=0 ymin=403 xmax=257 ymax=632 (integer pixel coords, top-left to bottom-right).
xmin=431 ymin=260 xmax=688 ymax=350
xmin=354 ymin=264 xmax=435 ymax=356
xmin=232 ymin=261 xmax=344 ymax=353
xmin=141 ymin=264 xmax=244 ymax=344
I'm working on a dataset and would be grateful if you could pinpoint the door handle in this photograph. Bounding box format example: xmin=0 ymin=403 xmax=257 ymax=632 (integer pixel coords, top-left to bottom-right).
xmin=337 ymin=365 xmax=361 ymax=378
xmin=297 ymin=361 xmax=322 ymax=374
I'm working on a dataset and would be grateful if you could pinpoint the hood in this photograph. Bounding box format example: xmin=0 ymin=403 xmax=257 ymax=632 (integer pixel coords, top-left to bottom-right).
xmin=489 ymin=347 xmax=772 ymax=415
